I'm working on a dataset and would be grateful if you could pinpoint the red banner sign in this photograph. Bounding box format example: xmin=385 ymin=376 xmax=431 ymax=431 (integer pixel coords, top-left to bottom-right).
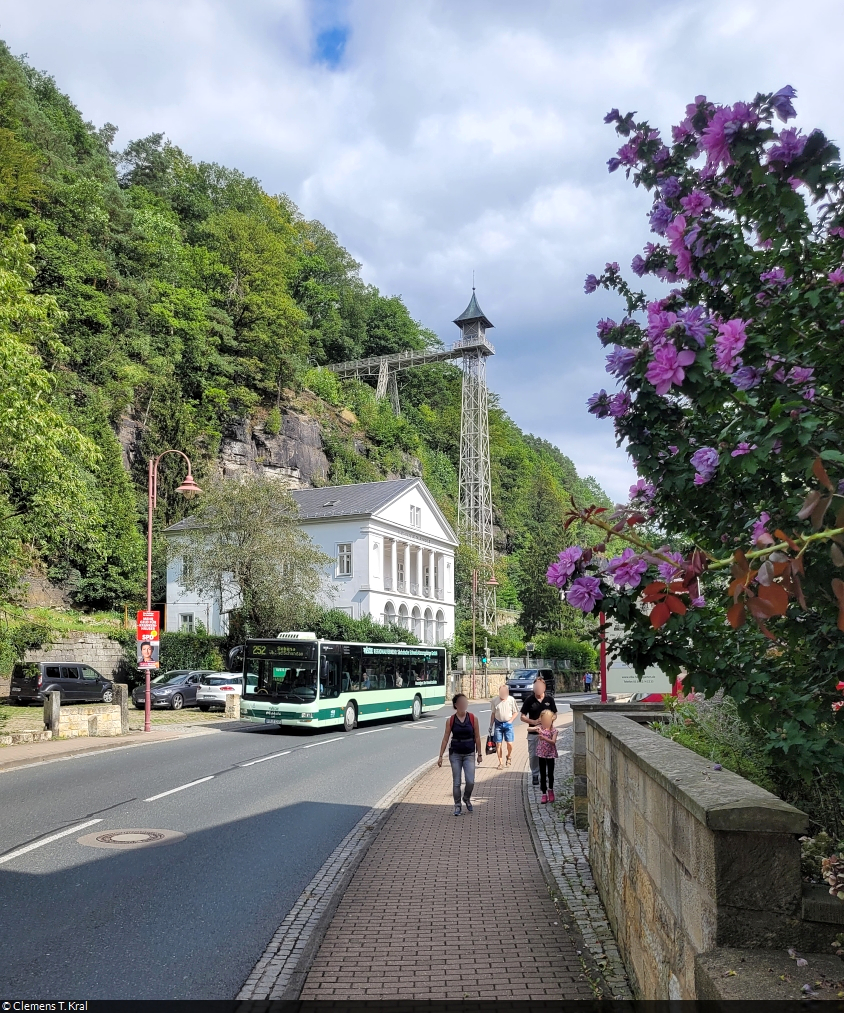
xmin=136 ymin=610 xmax=160 ymax=642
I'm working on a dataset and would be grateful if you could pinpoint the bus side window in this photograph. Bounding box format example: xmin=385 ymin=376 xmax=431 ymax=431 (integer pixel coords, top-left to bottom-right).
xmin=341 ymin=654 xmax=360 ymax=693
xmin=322 ymin=657 xmax=341 ymax=699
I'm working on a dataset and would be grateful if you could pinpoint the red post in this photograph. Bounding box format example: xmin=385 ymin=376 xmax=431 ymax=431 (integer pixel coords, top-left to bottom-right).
xmin=145 ymin=459 xmax=154 ymax=733
xmin=144 ymin=450 xmax=201 ymax=731
xmin=599 ymin=610 xmax=607 ymax=702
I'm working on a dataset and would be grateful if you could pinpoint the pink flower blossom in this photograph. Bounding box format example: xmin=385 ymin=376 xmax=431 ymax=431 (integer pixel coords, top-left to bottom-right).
xmin=701 ymin=102 xmax=757 ymax=171
xmin=656 ymin=550 xmax=685 ymax=582
xmin=665 ymin=214 xmax=687 ymax=257
xmin=547 ymin=546 xmax=583 ymax=588
xmin=607 ymin=548 xmax=649 ymax=589
xmin=713 ymin=318 xmax=748 ymax=374
xmin=690 ymin=447 xmax=719 ymax=485
xmin=731 ymin=442 xmax=758 ymax=457
xmin=629 ymin=478 xmax=656 ymax=502
xmin=751 ymin=512 xmax=771 ymax=544
xmin=566 ymin=576 xmax=604 ymax=612
xmin=645 ymin=343 xmax=696 ymax=396
xmin=828 ymin=269 xmax=844 ymax=285
xmin=680 ymin=191 xmax=712 ymax=216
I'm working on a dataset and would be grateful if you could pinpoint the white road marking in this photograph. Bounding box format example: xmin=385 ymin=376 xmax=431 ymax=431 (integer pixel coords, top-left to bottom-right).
xmin=302 ymin=737 xmax=343 ymax=749
xmin=0 ymin=818 xmax=103 ymax=866
xmin=144 ymin=775 xmax=215 ymax=801
xmin=239 ymin=750 xmax=291 ymax=767
xmin=355 ymin=727 xmax=389 ymax=736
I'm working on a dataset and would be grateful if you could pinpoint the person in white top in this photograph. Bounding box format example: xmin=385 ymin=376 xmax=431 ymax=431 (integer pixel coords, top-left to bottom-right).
xmin=489 ymin=684 xmax=520 ymax=769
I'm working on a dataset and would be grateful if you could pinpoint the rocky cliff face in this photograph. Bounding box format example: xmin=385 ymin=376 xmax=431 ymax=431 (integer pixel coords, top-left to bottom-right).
xmin=219 ymin=411 xmax=329 ymax=488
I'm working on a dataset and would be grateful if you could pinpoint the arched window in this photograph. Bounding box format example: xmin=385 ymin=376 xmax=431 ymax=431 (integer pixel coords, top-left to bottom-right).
xmin=424 ymin=607 xmax=433 ymax=644
xmin=398 ymin=603 xmax=409 ymax=629
xmin=411 ymin=606 xmax=422 ymax=639
xmin=384 ymin=601 xmax=396 ymax=626
xmin=435 ymin=609 xmax=445 ymax=645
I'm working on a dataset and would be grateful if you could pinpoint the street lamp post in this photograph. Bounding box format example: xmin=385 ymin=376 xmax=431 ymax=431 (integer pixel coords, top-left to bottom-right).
xmin=470 ymin=568 xmax=498 ymax=700
xmin=144 ymin=451 xmax=202 ymax=732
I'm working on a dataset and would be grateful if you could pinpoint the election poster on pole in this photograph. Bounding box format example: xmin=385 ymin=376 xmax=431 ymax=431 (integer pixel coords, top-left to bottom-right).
xmin=136 ymin=610 xmax=160 ymax=670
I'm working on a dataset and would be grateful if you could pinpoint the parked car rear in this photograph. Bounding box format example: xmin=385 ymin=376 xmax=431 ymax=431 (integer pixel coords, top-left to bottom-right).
xmin=9 ymin=661 xmax=114 ymax=705
xmin=505 ymin=668 xmax=555 ymax=701
xmin=196 ymin=672 xmax=244 ymax=711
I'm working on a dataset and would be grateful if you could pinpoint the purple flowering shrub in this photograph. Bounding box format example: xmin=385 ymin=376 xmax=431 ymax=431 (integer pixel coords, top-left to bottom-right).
xmin=572 ymin=88 xmax=844 ymax=776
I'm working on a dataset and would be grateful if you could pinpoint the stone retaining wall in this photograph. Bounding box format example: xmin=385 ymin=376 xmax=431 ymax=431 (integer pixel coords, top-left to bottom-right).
xmin=24 ymin=632 xmax=126 ymax=678
xmin=56 ymin=705 xmax=124 ymax=738
xmin=584 ymin=711 xmax=810 ymax=1000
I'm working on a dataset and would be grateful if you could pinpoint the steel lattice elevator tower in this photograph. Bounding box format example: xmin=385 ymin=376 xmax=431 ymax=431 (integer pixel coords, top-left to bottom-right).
xmin=454 ymin=290 xmax=497 ymax=631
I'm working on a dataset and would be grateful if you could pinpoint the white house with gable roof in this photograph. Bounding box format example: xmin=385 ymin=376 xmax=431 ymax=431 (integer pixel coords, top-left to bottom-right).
xmin=164 ymin=478 xmax=457 ymax=645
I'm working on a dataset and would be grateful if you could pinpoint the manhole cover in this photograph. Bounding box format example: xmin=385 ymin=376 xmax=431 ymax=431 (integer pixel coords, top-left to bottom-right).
xmin=77 ymin=828 xmax=186 ymax=850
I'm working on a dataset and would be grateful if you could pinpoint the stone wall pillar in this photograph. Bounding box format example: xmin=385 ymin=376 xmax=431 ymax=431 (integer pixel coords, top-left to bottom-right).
xmin=43 ymin=689 xmax=61 ymax=735
xmin=225 ymin=693 xmax=241 ymax=719
xmin=113 ymin=683 xmax=130 ymax=735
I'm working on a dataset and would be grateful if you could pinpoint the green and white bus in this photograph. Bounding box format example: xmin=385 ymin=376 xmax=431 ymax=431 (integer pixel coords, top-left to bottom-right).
xmin=238 ymin=633 xmax=447 ymax=732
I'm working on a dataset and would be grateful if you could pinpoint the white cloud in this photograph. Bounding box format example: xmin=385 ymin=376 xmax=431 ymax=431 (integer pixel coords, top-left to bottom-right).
xmin=3 ymin=0 xmax=844 ymax=502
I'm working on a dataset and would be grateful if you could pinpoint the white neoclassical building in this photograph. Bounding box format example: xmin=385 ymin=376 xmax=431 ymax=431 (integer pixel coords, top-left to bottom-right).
xmin=164 ymin=478 xmax=457 ymax=645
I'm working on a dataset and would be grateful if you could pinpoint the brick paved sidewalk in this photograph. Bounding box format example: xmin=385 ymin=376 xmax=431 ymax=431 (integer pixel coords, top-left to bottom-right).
xmin=301 ymin=723 xmax=598 ymax=1000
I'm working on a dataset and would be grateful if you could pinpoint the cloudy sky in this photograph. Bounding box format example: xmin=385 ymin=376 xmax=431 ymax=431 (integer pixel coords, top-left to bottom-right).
xmin=3 ymin=0 xmax=843 ymax=501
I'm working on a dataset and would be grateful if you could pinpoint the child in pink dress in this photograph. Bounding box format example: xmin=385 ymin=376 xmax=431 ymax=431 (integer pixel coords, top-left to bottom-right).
xmin=536 ymin=708 xmax=559 ymax=803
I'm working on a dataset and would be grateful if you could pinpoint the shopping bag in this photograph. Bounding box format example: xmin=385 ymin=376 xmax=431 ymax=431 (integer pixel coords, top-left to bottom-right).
xmin=485 ymin=733 xmax=497 ymax=755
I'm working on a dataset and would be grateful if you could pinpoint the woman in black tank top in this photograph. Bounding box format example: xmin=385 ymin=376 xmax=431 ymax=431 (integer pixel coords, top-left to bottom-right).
xmin=438 ymin=693 xmax=482 ymax=816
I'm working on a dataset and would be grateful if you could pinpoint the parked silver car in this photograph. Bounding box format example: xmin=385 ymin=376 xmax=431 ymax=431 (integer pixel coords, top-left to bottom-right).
xmin=131 ymin=669 xmax=213 ymax=710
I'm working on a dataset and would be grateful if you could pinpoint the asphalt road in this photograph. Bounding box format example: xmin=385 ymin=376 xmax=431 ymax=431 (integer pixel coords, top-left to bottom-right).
xmin=1 ymin=699 xmax=545 ymax=1000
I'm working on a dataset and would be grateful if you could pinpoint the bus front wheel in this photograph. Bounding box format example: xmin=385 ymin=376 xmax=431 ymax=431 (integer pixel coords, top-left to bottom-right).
xmin=343 ymin=702 xmax=357 ymax=732
xmin=411 ymin=695 xmax=423 ymax=721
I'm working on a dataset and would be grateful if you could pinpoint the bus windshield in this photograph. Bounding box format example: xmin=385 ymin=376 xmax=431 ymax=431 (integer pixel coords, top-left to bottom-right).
xmin=246 ymin=659 xmax=318 ymax=703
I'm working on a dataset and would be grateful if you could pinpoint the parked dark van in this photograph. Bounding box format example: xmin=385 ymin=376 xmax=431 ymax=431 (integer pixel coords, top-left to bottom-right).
xmin=9 ymin=662 xmax=114 ymax=705
xmin=506 ymin=668 xmax=556 ymax=700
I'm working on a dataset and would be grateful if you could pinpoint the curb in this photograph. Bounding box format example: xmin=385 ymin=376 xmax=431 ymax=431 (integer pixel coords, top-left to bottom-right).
xmin=0 ymin=725 xmax=220 ymax=776
xmin=236 ymin=756 xmax=438 ymax=1001
xmin=521 ymin=764 xmax=613 ymax=999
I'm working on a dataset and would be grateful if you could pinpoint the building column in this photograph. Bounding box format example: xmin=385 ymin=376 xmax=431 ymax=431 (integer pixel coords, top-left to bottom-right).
xmin=390 ymin=538 xmax=397 ymax=592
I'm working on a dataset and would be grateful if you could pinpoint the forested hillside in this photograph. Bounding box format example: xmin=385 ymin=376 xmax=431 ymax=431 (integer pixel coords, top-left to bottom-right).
xmin=0 ymin=42 xmax=608 ymax=655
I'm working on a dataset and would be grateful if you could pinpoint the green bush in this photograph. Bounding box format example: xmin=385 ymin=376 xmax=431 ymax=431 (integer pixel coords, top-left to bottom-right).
xmin=302 ymin=368 xmax=342 ymax=406
xmin=535 ymin=633 xmax=597 ymax=671
xmin=655 ymin=695 xmax=777 ymax=792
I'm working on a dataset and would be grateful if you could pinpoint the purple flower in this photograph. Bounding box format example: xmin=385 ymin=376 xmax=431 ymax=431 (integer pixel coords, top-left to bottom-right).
xmin=701 ymin=102 xmax=757 ymax=171
xmin=606 ymin=261 xmax=620 ymax=273
xmin=629 ymin=478 xmax=655 ymax=502
xmin=665 ymin=214 xmax=688 ymax=257
xmin=768 ymin=127 xmax=807 ymax=165
xmin=607 ymin=157 xmax=622 ymax=173
xmin=830 ymin=226 xmax=844 ymax=239
xmin=647 ymin=302 xmax=679 ymax=345
xmin=731 ymin=442 xmax=757 ymax=457
xmin=605 ymin=344 xmax=637 ymax=377
xmin=751 ymin=512 xmax=771 ymax=544
xmin=678 ymin=306 xmax=711 ymax=346
xmin=732 ymin=365 xmax=763 ymax=390
xmin=607 ymin=548 xmax=649 ymax=589
xmin=649 ymin=201 xmax=674 ymax=236
xmin=631 ymin=254 xmax=647 ymax=277
xmin=608 ymin=391 xmax=631 ymax=418
xmin=828 ymin=269 xmax=844 ymax=285
xmin=616 ymin=142 xmax=639 ymax=167
xmin=675 ymin=248 xmax=695 ymax=279
xmin=760 ymin=266 xmax=791 ymax=287
xmin=587 ymin=390 xmax=611 ymax=418
xmin=787 ymin=366 xmax=814 ymax=385
xmin=713 ymin=318 xmax=748 ymax=375
xmin=597 ymin=318 xmax=617 ymax=340
xmin=660 ymin=176 xmax=681 ymax=200
xmin=691 ymin=595 xmax=705 ymax=608
xmin=838 ymin=479 xmax=844 ymax=496
xmin=584 ymin=273 xmax=599 ymax=294
xmin=566 ymin=576 xmax=604 ymax=612
xmin=770 ymin=85 xmax=797 ymax=122
xmin=604 ymin=108 xmax=621 ymax=124
xmin=656 ymin=550 xmax=685 ymax=583
xmin=668 ymin=445 xmax=679 ymax=456
xmin=645 ymin=343 xmax=696 ymax=396
xmin=671 ymin=120 xmax=694 ymax=143
xmin=654 ymin=145 xmax=670 ymax=164
xmin=547 ymin=546 xmax=584 ymax=588
xmin=680 ymin=190 xmax=712 ymax=216
xmin=772 ymin=439 xmax=783 ymax=454
xmin=690 ymin=446 xmax=719 ymax=485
